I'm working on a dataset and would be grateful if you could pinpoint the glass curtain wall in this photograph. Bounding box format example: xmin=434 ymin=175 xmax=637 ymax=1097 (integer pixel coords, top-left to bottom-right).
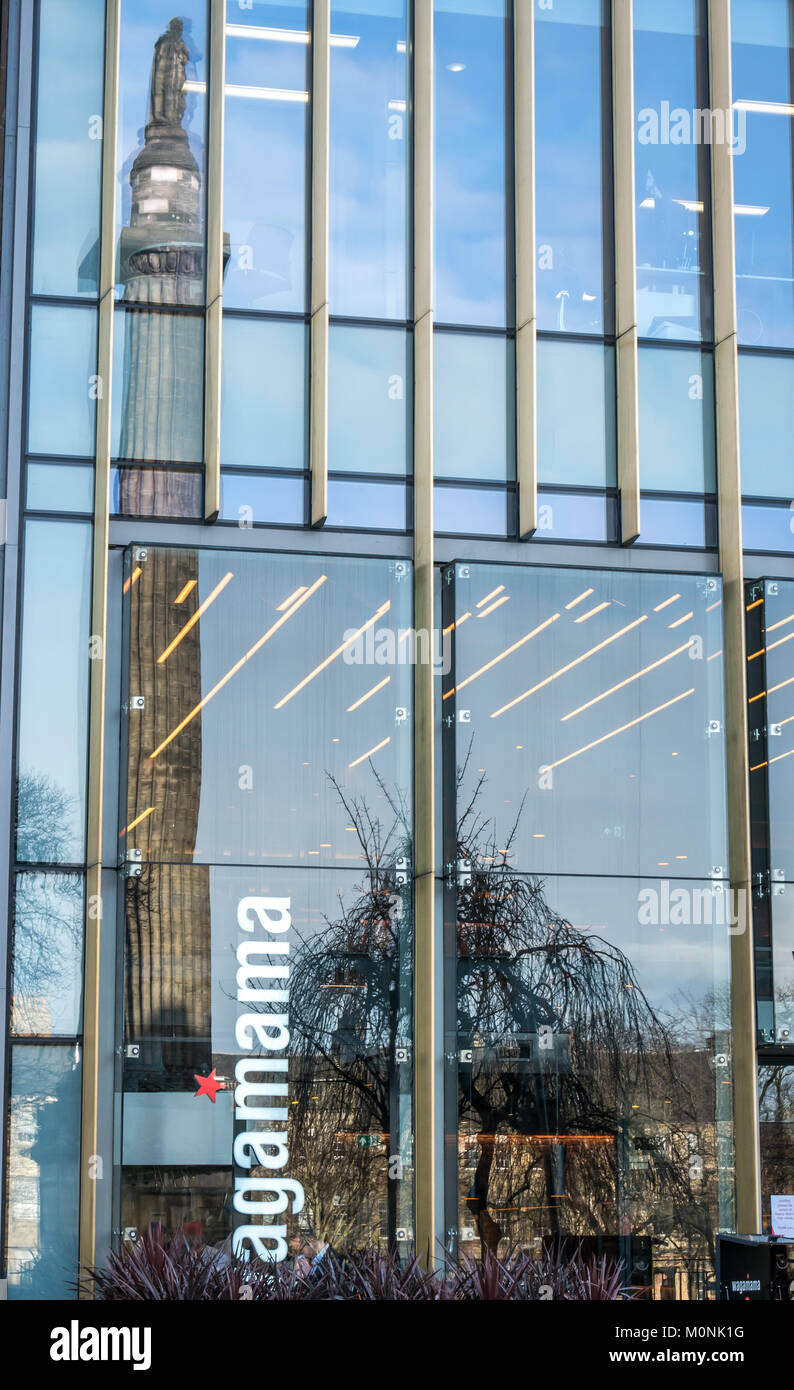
xmin=117 ymin=546 xmax=414 ymax=1252
xmin=442 ymin=562 xmax=734 ymax=1297
xmin=634 ymin=0 xmax=716 ymax=551
xmin=6 ymin=0 xmax=103 ymax=1298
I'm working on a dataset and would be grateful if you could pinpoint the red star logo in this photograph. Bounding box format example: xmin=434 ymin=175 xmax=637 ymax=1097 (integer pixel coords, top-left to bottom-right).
xmin=194 ymin=1068 xmax=224 ymax=1103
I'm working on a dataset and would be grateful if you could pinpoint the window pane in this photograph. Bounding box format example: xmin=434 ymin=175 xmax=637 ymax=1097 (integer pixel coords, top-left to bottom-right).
xmin=443 ymin=562 xmax=728 ymax=879
xmin=635 ymin=0 xmax=711 ymax=341
xmin=434 ymin=332 xmax=515 ymax=481
xmin=112 ymin=306 xmax=204 ymax=468
xmin=220 ymin=471 xmax=305 ymax=525
xmin=732 ymin=0 xmax=794 ymax=347
xmin=742 ymin=500 xmax=794 ymax=551
xmin=538 ymin=338 xmax=615 ymax=487
xmin=435 ymin=484 xmax=511 ymax=537
xmin=17 ymin=521 xmax=92 ymax=864
xmin=435 ymin=0 xmax=510 ymax=327
xmin=11 ymin=874 xmax=84 ymax=1037
xmin=536 ymin=488 xmax=614 ymax=543
xmin=117 ymin=0 xmax=208 ymax=307
xmin=759 ymin=1065 xmax=794 ymax=1235
xmin=32 ymin=0 xmax=105 ymax=296
xmin=638 ymin=346 xmax=715 ymax=492
xmin=221 ymin=316 xmax=306 ymax=469
xmin=536 ymin=0 xmax=611 ymax=335
xmin=223 ymin=1 xmax=310 ymax=312
xmin=28 ymin=305 xmax=97 ymax=458
xmin=739 ymin=351 xmax=794 ymax=498
xmin=330 ymin=1 xmax=409 ymax=318
xmin=637 ymin=496 xmax=710 ymax=548
xmin=326 ymin=476 xmax=407 ymax=528
xmin=329 ymin=325 xmax=409 ymax=475
xmin=7 ymin=1046 xmax=82 ymax=1299
xmin=26 ymin=463 xmax=94 ymax=514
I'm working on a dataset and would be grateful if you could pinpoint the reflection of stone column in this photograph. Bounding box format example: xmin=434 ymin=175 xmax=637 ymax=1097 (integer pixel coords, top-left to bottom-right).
xmin=124 ymin=548 xmax=211 ymax=1084
xmin=117 ymin=16 xmax=204 ymax=517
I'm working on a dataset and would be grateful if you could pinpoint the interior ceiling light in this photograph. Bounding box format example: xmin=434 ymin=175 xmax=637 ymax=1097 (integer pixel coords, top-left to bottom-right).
xmin=565 ymin=588 xmax=594 ymax=611
xmin=157 ymin=571 xmax=233 ymax=664
xmin=491 ymin=616 xmax=648 ymax=719
xmin=444 ymin=613 xmax=560 ymax=700
xmin=476 ymin=585 xmax=505 ymax=608
xmin=765 ymin=612 xmax=794 ymax=634
xmin=184 ymin=79 xmax=309 ymax=102
xmin=447 ymin=62 xmax=466 ymax=72
xmin=668 ymin=610 xmax=694 ymax=630
xmin=274 ymin=601 xmax=390 ymax=708
xmin=574 ymin=601 xmax=610 ymax=624
xmin=174 ymin=578 xmax=197 ymax=605
xmin=654 ymin=594 xmax=681 ymax=612
xmin=443 ymin=611 xmax=471 ymax=636
xmin=119 ymin=806 xmax=155 ymax=837
xmin=733 ymin=98 xmax=794 ymax=116
xmin=150 ymin=576 xmax=326 ymax=760
xmin=349 ymin=736 xmax=391 ymax=770
xmin=749 ymin=629 xmax=794 ymax=661
xmin=225 ymin=24 xmax=359 ymax=47
xmin=122 ymin=566 xmax=142 ymax=595
xmin=541 ymin=689 xmax=695 ymax=772
xmin=477 ymin=595 xmax=510 ymax=619
xmin=734 ymin=204 xmax=770 ymax=216
xmin=560 ymin=640 xmax=693 ymax=722
xmin=347 ymin=676 xmax=390 ymax=712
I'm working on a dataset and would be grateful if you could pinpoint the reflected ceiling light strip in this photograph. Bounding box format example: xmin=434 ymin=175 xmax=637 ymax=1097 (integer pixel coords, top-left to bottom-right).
xmin=274 ymin=601 xmax=391 ymax=709
xmin=442 ymin=611 xmax=471 ymax=636
xmin=347 ymin=676 xmax=390 ymax=712
xmin=476 ymin=585 xmax=505 ymax=608
xmin=119 ymin=806 xmax=155 ymax=837
xmin=565 ymin=588 xmax=594 ymax=610
xmin=748 ymin=629 xmax=794 ymax=661
xmin=765 ymin=612 xmax=794 ymax=634
xmin=156 ymin=571 xmax=233 ymax=664
xmin=225 ymin=24 xmax=360 ymax=47
xmin=543 ymin=688 xmax=695 ymax=772
xmin=388 ymin=99 xmax=407 ymax=111
xmin=734 ymin=98 xmax=794 ymax=116
xmin=706 ymin=599 xmax=722 ymax=612
xmin=668 ymin=610 xmax=694 ymax=630
xmin=734 ymin=204 xmax=770 ymax=216
xmin=278 ymin=585 xmax=307 ymax=611
xmin=708 ymin=649 xmax=723 ymax=662
xmin=674 ymin=199 xmax=704 ymax=213
xmin=560 ymin=640 xmax=693 ymax=722
xmin=149 ymin=576 xmax=327 ymax=760
xmin=477 ymin=595 xmax=510 ymax=619
xmin=174 ymin=578 xmax=197 ymax=605
xmin=748 ymin=674 xmax=794 ymax=705
xmin=653 ymin=594 xmax=681 ymax=612
xmin=349 ymin=735 xmax=391 ymax=769
xmin=491 ymin=616 xmax=648 ymax=718
xmin=574 ymin=601 xmax=610 ymax=624
xmin=444 ymin=613 xmax=560 ymax=701
xmin=184 ymin=79 xmax=309 ymax=102
xmin=746 ymin=597 xmax=763 ymax=612
xmin=751 ymin=747 xmax=794 ymax=773
xmin=122 ymin=566 xmax=142 ymax=595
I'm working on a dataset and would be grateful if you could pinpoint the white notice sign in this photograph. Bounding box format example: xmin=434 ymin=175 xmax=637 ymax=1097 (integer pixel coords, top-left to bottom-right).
xmin=770 ymin=1194 xmax=794 ymax=1239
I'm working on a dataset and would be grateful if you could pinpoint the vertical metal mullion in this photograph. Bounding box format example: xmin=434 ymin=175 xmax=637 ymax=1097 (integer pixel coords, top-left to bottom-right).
xmin=515 ymin=0 xmax=537 ymax=539
xmin=310 ymin=0 xmax=330 ymax=528
xmin=708 ymin=0 xmax=760 ymax=1234
xmin=612 ymin=0 xmax=640 ymax=543
xmin=413 ymin=0 xmax=437 ymax=1265
xmin=204 ymin=0 xmax=226 ymax=523
xmin=79 ymin=0 xmax=119 ymax=1289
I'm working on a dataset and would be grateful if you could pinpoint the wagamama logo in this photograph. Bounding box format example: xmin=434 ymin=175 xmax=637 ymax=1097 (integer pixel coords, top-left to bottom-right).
xmin=232 ymin=896 xmax=304 ymax=1262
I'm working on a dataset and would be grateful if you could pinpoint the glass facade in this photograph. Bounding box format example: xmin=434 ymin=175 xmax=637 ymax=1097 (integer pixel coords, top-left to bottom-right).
xmin=5 ymin=0 xmax=794 ymax=1307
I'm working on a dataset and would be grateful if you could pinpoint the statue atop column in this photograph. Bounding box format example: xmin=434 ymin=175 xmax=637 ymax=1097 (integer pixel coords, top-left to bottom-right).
xmin=149 ymin=17 xmax=189 ymax=128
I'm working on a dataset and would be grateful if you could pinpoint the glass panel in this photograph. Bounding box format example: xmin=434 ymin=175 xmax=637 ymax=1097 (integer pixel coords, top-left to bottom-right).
xmin=26 ymin=463 xmax=94 ymax=515
xmin=434 ymin=484 xmax=511 ymax=537
xmin=121 ymin=547 xmax=412 ymax=866
xmin=742 ymin=501 xmax=794 ymax=552
xmin=535 ymin=488 xmax=613 ymax=543
xmin=223 ymin=1 xmax=310 ymax=312
xmin=17 ymin=521 xmax=92 ymax=864
xmin=752 ymin=580 xmax=794 ymax=886
xmin=6 ymin=1045 xmax=82 ymax=1299
xmin=766 ymin=895 xmax=794 ymax=1041
xmin=328 ymin=325 xmax=409 ymax=475
xmin=434 ymin=332 xmax=515 ymax=481
xmin=446 ymin=869 xmax=734 ymax=1292
xmin=638 ymin=346 xmax=715 ymax=492
xmin=221 ymin=316 xmax=306 ymax=470
xmin=119 ymin=865 xmax=413 ymax=1252
xmin=32 ymin=0 xmax=105 ymax=297
xmin=537 ymin=338 xmax=615 ymax=487
xmin=739 ymin=351 xmax=794 ymax=499
xmin=637 ymin=496 xmax=709 ymax=549
xmin=759 ymin=1065 xmax=794 ymax=1235
xmin=732 ymin=0 xmax=794 ymax=348
xmin=443 ymin=562 xmax=728 ymax=880
xmin=116 ymin=0 xmax=208 ymax=307
xmin=330 ymin=0 xmax=409 ymax=319
xmin=434 ymin=0 xmax=510 ymax=327
xmin=27 ymin=305 xmax=97 ymax=458
xmin=634 ymin=0 xmax=711 ymax=341
xmin=11 ymin=873 xmax=84 ymax=1037
xmin=326 ymin=477 xmax=407 ymax=529
xmin=111 ymin=466 xmax=203 ymax=518
xmin=220 ymin=471 xmax=305 ymax=525
xmin=536 ymin=0 xmax=611 ymax=335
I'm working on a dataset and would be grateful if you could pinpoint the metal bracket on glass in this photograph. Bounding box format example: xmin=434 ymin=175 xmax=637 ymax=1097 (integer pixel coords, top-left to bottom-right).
xmin=456 ymin=858 xmax=472 ymax=888
xmin=395 ymin=1228 xmax=413 ymax=1242
xmin=128 ymin=695 xmax=145 ymax=711
xmin=395 ymin=706 xmax=409 ymax=725
xmin=459 ymin=1049 xmax=473 ymax=1064
xmin=458 ymin=710 xmax=471 ymax=724
xmin=711 ymin=1053 xmax=730 ymax=1069
xmin=753 ymin=870 xmax=768 ymax=900
xmin=391 ymin=561 xmax=408 ymax=582
xmin=395 ymin=1046 xmax=411 ymax=1063
xmin=131 ymin=546 xmax=148 ymax=565
xmin=769 ymin=724 xmax=783 ymax=738
xmin=125 ymin=1044 xmax=140 ymax=1059
xmin=706 ymin=720 xmax=722 ymax=737
xmin=123 ymin=848 xmax=142 ymax=879
xmin=457 ymin=566 xmax=470 ymax=580
xmin=394 ymin=857 xmax=410 ymax=886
